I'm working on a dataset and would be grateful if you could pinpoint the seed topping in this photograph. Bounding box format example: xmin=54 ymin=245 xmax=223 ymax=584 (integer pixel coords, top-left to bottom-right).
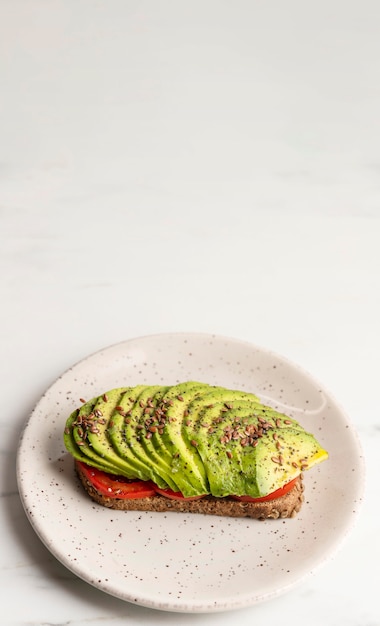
xmin=271 ymin=456 xmax=281 ymax=464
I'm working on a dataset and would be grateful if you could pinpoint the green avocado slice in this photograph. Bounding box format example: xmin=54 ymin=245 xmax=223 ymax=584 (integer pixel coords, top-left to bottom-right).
xmin=152 ymin=382 xmax=214 ymax=496
xmin=185 ymin=397 xmax=270 ymax=496
xmin=137 ymin=387 xmax=181 ymax=490
xmin=250 ymin=427 xmax=327 ymax=495
xmin=64 ymin=396 xmax=131 ymax=475
xmin=64 ymin=404 xmax=122 ymax=474
xmin=85 ymin=387 xmax=155 ymax=481
xmin=107 ymin=385 xmax=175 ymax=489
xmin=190 ymin=400 xmax=327 ymax=496
xmin=183 ymin=387 xmax=260 ymax=443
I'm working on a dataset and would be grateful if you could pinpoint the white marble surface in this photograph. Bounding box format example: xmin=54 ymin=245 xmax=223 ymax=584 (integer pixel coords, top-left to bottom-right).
xmin=0 ymin=1 xmax=379 ymax=624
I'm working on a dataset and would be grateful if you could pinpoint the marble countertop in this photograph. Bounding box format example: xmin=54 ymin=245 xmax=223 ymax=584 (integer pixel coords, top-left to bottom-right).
xmin=1 ymin=1 xmax=379 ymax=624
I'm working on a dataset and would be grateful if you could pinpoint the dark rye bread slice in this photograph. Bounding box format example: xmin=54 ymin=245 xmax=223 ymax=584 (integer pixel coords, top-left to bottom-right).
xmin=75 ymin=460 xmax=305 ymax=520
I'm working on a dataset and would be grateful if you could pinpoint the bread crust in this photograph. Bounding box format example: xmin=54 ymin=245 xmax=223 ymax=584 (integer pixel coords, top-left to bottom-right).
xmin=75 ymin=461 xmax=305 ymax=520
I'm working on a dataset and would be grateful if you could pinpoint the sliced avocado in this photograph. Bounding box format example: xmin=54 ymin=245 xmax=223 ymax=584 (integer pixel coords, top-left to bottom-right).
xmin=64 ymin=382 xmax=328 ymax=498
xmin=85 ymin=387 xmax=154 ymax=481
xmin=251 ymin=427 xmax=328 ymax=495
xmin=154 ymin=382 xmax=213 ymax=496
xmin=151 ymin=383 xmax=259 ymax=497
xmin=64 ymin=403 xmax=122 ymax=474
xmin=64 ymin=395 xmax=131 ymax=475
xmin=187 ymin=400 xmax=266 ymax=497
xmin=63 ymin=387 xmax=160 ymax=481
xmin=190 ymin=400 xmax=328 ymax=497
xmin=107 ymin=385 xmax=175 ymax=489
xmin=137 ymin=387 xmax=180 ymax=490
xmin=183 ymin=387 xmax=260 ymax=443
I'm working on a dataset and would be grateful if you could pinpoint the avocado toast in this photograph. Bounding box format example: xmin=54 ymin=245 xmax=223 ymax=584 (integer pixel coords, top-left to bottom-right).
xmin=64 ymin=382 xmax=328 ymax=519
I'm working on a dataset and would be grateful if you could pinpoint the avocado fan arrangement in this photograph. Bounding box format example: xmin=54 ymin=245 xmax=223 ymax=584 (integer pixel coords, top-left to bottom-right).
xmin=63 ymin=381 xmax=328 ymax=511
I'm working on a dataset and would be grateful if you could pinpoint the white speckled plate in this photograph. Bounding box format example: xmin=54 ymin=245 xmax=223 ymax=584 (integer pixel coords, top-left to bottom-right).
xmin=17 ymin=333 xmax=364 ymax=613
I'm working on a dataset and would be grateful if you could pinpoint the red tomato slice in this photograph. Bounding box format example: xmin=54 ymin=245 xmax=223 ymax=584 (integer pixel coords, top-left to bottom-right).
xmin=230 ymin=477 xmax=299 ymax=502
xmin=154 ymin=487 xmax=206 ymax=501
xmin=77 ymin=462 xmax=299 ymax=502
xmin=77 ymin=461 xmax=156 ymax=499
